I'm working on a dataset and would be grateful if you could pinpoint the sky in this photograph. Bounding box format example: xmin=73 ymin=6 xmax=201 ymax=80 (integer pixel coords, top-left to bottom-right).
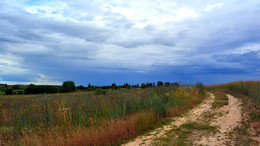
xmin=0 ymin=0 xmax=260 ymax=86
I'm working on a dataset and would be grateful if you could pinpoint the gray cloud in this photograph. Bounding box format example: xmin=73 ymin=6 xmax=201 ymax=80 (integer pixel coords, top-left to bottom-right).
xmin=0 ymin=0 xmax=260 ymax=84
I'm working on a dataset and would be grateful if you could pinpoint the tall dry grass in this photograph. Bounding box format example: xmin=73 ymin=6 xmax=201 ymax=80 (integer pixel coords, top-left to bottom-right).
xmin=206 ymin=80 xmax=260 ymax=103
xmin=0 ymin=84 xmax=205 ymax=145
xmin=206 ymin=80 xmax=260 ymax=122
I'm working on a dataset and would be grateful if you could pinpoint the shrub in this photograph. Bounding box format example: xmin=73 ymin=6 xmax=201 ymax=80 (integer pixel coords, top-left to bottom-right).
xmin=17 ymin=90 xmax=24 ymax=95
xmin=62 ymin=81 xmax=76 ymax=93
xmin=24 ymin=84 xmax=58 ymax=94
xmin=77 ymin=85 xmax=85 ymax=90
xmin=157 ymin=81 xmax=163 ymax=87
xmin=5 ymin=88 xmax=13 ymax=95
xmin=141 ymin=83 xmax=147 ymax=89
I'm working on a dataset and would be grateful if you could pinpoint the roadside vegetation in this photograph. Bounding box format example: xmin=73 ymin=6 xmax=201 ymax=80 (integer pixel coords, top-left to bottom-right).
xmin=206 ymin=81 xmax=260 ymax=120
xmin=153 ymin=121 xmax=217 ymax=145
xmin=206 ymin=81 xmax=260 ymax=145
xmin=0 ymin=82 xmax=205 ymax=145
xmin=150 ymin=81 xmax=259 ymax=146
xmin=209 ymin=89 xmax=229 ymax=109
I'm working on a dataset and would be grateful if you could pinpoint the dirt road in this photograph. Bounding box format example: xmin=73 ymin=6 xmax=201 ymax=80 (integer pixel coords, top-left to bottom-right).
xmin=124 ymin=93 xmax=258 ymax=146
xmin=194 ymin=94 xmax=242 ymax=145
xmin=124 ymin=93 xmax=215 ymax=146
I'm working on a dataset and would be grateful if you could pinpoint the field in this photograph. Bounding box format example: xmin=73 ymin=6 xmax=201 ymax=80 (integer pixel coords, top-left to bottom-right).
xmin=0 ymin=84 xmax=205 ymax=145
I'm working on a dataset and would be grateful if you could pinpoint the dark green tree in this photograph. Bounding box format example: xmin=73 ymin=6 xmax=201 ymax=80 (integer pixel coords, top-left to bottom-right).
xmin=77 ymin=85 xmax=85 ymax=90
xmin=164 ymin=82 xmax=170 ymax=87
xmin=141 ymin=83 xmax=147 ymax=89
xmin=24 ymin=84 xmax=36 ymax=94
xmin=62 ymin=81 xmax=76 ymax=93
xmin=12 ymin=85 xmax=20 ymax=90
xmin=157 ymin=81 xmax=163 ymax=87
xmin=5 ymin=88 xmax=13 ymax=95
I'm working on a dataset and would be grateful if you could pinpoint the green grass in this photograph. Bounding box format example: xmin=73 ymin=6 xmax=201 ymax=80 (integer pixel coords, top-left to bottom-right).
xmin=210 ymin=90 xmax=229 ymax=109
xmin=180 ymin=122 xmax=216 ymax=130
xmin=153 ymin=122 xmax=217 ymax=146
xmin=156 ymin=136 xmax=170 ymax=142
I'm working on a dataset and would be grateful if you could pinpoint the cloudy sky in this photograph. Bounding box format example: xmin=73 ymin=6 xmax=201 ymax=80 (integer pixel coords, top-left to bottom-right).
xmin=0 ymin=0 xmax=260 ymax=86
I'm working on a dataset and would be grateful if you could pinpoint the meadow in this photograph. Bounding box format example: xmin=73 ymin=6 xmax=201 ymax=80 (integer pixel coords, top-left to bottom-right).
xmin=0 ymin=84 xmax=205 ymax=145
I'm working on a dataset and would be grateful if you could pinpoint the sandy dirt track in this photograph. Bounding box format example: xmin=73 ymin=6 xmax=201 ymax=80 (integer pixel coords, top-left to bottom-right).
xmin=124 ymin=93 xmax=215 ymax=146
xmin=194 ymin=94 xmax=242 ymax=145
xmin=123 ymin=93 xmax=259 ymax=146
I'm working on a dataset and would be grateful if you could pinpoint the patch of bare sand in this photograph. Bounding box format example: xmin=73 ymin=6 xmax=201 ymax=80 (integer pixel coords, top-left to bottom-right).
xmin=123 ymin=93 xmax=215 ymax=146
xmin=195 ymin=94 xmax=242 ymax=146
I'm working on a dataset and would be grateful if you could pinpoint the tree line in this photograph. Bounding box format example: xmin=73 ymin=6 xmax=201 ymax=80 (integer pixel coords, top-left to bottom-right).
xmin=0 ymin=81 xmax=180 ymax=95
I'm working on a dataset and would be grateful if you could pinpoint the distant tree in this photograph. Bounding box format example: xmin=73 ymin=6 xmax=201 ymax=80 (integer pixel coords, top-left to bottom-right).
xmin=164 ymin=82 xmax=170 ymax=87
xmin=88 ymin=83 xmax=94 ymax=88
xmin=123 ymin=83 xmax=131 ymax=89
xmin=24 ymin=84 xmax=36 ymax=94
xmin=141 ymin=83 xmax=147 ymax=89
xmin=17 ymin=90 xmax=24 ymax=95
xmin=12 ymin=85 xmax=20 ymax=90
xmin=24 ymin=84 xmax=58 ymax=94
xmin=157 ymin=81 xmax=163 ymax=87
xmin=62 ymin=81 xmax=76 ymax=93
xmin=147 ymin=83 xmax=152 ymax=87
xmin=149 ymin=83 xmax=153 ymax=87
xmin=77 ymin=85 xmax=85 ymax=90
xmin=5 ymin=88 xmax=13 ymax=95
xmin=171 ymin=82 xmax=180 ymax=87
xmin=111 ymin=83 xmax=119 ymax=90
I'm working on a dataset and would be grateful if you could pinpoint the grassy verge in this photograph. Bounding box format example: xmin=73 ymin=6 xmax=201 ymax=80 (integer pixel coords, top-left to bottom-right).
xmin=206 ymin=81 xmax=260 ymax=145
xmin=206 ymin=81 xmax=260 ymax=123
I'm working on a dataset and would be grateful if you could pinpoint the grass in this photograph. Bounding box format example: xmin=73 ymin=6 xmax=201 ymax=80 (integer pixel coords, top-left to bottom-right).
xmin=153 ymin=122 xmax=217 ymax=146
xmin=210 ymin=89 xmax=229 ymax=109
xmin=206 ymin=81 xmax=260 ymax=145
xmin=206 ymin=81 xmax=260 ymax=104
xmin=0 ymin=84 xmax=205 ymax=145
xmin=206 ymin=81 xmax=260 ymax=121
xmin=180 ymin=122 xmax=216 ymax=130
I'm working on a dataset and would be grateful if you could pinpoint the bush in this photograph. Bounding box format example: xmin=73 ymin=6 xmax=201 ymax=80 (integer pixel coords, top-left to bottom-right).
xmin=17 ymin=90 xmax=24 ymax=95
xmin=24 ymin=84 xmax=58 ymax=94
xmin=62 ymin=81 xmax=76 ymax=93
xmin=77 ymin=85 xmax=85 ymax=90
xmin=141 ymin=83 xmax=147 ymax=89
xmin=5 ymin=88 xmax=13 ymax=95
xmin=157 ymin=81 xmax=163 ymax=87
